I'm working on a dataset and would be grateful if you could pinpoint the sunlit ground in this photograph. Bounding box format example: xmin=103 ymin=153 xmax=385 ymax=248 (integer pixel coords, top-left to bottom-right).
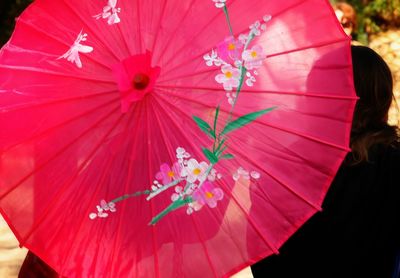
xmin=0 ymin=216 xmax=28 ymax=277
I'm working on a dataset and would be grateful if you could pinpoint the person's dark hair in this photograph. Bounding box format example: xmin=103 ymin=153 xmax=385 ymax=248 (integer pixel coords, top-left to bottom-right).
xmin=349 ymin=45 xmax=399 ymax=163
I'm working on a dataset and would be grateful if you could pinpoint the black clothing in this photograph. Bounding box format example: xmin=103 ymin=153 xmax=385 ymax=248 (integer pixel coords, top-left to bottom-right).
xmin=19 ymin=251 xmax=59 ymax=278
xmin=252 ymin=145 xmax=400 ymax=278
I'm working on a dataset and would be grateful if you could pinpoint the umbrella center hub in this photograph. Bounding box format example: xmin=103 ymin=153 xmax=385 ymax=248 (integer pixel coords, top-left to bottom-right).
xmin=132 ymin=73 xmax=150 ymax=90
xmin=113 ymin=51 xmax=161 ymax=113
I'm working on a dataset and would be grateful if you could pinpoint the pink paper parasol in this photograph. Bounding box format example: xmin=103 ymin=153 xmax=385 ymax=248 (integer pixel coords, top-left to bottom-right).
xmin=0 ymin=0 xmax=357 ymax=277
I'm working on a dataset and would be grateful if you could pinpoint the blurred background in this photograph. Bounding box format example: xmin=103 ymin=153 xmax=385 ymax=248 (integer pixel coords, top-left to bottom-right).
xmin=0 ymin=0 xmax=399 ymax=277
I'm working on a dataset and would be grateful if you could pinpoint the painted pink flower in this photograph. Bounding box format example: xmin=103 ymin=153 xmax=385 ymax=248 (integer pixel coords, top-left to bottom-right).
xmin=215 ymin=64 xmax=241 ymax=91
xmin=192 ymin=181 xmax=224 ymax=208
xmin=155 ymin=162 xmax=181 ymax=185
xmin=180 ymin=158 xmax=209 ymax=183
xmin=242 ymin=45 xmax=265 ymax=70
xmin=217 ymin=36 xmax=244 ymax=64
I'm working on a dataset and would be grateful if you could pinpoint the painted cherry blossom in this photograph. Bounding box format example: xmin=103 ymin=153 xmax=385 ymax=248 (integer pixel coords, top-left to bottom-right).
xmin=151 ymin=180 xmax=162 ymax=192
xmin=208 ymin=168 xmax=222 ymax=181
xmin=176 ymin=147 xmax=190 ymax=159
xmin=212 ymin=0 xmax=226 ymax=8
xmin=171 ymin=186 xmax=184 ymax=201
xmin=226 ymin=92 xmax=237 ymax=106
xmin=215 ymin=64 xmax=241 ymax=91
xmin=89 ymin=200 xmax=116 ymax=219
xmin=217 ymin=36 xmax=244 ymax=64
xmin=246 ymin=72 xmax=257 ymax=87
xmin=58 ymin=30 xmax=93 ymax=68
xmin=250 ymin=171 xmax=261 ymax=179
xmin=249 ymin=20 xmax=262 ymax=36
xmin=238 ymin=34 xmax=248 ymax=45
xmin=242 ymin=45 xmax=265 ymax=70
xmin=180 ymin=158 xmax=209 ymax=183
xmin=94 ymin=0 xmax=121 ymax=25
xmin=186 ymin=201 xmax=203 ymax=215
xmin=233 ymin=167 xmax=250 ymax=181
xmin=155 ymin=162 xmax=181 ymax=185
xmin=192 ymin=181 xmax=224 ymax=208
xmin=203 ymin=49 xmax=222 ymax=67
xmin=233 ymin=167 xmax=260 ymax=181
xmin=263 ymin=15 xmax=272 ymax=23
xmin=90 ymin=8 xmax=274 ymax=225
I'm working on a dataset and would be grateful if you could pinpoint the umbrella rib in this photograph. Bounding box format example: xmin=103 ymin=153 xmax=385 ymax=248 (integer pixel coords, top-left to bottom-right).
xmin=150 ymin=98 xmax=225 ymax=277
xmin=189 ymin=217 xmax=220 ymax=278
xmin=148 ymin=98 xmax=216 ymax=277
xmin=18 ymin=105 xmax=125 ymax=246
xmin=0 ymin=64 xmax=115 ymax=84
xmin=158 ymin=36 xmax=350 ymax=83
xmin=57 ymin=138 xmax=125 ymax=276
xmin=157 ymin=67 xmax=217 ymax=84
xmin=227 ymin=141 xmax=324 ymax=210
xmin=115 ymin=22 xmax=132 ymax=58
xmin=227 ymin=128 xmax=334 ymax=176
xmin=0 ymin=103 xmax=120 ymax=203
xmin=158 ymin=87 xmax=358 ymax=122
xmin=2 ymin=97 xmax=119 ymax=154
xmin=1 ymin=90 xmax=118 ymax=113
xmin=218 ymin=176 xmax=281 ymax=254
xmin=267 ymin=37 xmax=351 ymax=59
xmin=156 ymin=86 xmax=353 ymax=123
xmin=149 ymin=97 xmax=186 ymax=172
xmin=150 ymin=96 xmax=216 ymax=162
xmin=152 ymin=0 xmax=197 ymax=66
xmin=62 ymin=106 xmax=138 ymax=276
xmin=13 ymin=18 xmax=114 ymax=71
xmin=136 ymin=0 xmax=143 ymax=53
xmin=105 ymin=102 xmax=147 ymax=276
xmin=145 ymin=97 xmax=161 ymax=278
xmin=155 ymin=85 xmax=359 ymax=101
xmin=152 ymin=96 xmax=281 ymax=253
xmin=156 ymin=0 xmax=239 ymax=70
xmin=155 ymin=89 xmax=351 ymax=152
xmin=260 ymin=122 xmax=351 ymax=152
xmin=150 ymin=0 xmax=169 ymax=56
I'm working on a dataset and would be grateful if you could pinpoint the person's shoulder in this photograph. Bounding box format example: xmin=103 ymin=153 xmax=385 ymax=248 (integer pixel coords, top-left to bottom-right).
xmin=369 ymin=142 xmax=400 ymax=162
xmin=386 ymin=142 xmax=400 ymax=160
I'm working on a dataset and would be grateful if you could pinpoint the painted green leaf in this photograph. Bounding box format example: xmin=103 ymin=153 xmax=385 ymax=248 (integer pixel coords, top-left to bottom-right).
xmin=221 ymin=153 xmax=234 ymax=160
xmin=202 ymin=148 xmax=219 ymax=164
xmin=213 ymin=105 xmax=220 ymax=133
xmin=193 ymin=116 xmax=215 ymax=139
xmin=215 ymin=146 xmax=227 ymax=157
xmin=150 ymin=196 xmax=193 ymax=225
xmin=221 ymin=107 xmax=277 ymax=135
xmin=215 ymin=138 xmax=226 ymax=155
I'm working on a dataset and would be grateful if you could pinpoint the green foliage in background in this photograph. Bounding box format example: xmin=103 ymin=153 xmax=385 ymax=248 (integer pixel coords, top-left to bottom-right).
xmin=0 ymin=0 xmax=33 ymax=46
xmin=331 ymin=0 xmax=400 ymax=44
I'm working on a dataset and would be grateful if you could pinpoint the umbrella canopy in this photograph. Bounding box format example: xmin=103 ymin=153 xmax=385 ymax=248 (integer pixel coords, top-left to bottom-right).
xmin=0 ymin=0 xmax=357 ymax=277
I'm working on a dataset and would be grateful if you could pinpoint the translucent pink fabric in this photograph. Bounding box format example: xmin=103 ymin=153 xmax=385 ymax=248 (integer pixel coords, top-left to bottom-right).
xmin=0 ymin=0 xmax=357 ymax=277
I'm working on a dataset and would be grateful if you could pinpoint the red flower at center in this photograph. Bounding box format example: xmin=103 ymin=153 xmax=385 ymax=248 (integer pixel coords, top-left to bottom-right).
xmin=113 ymin=51 xmax=160 ymax=113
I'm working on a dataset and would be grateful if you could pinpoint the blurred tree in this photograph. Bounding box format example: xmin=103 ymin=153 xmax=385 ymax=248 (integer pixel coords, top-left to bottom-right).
xmin=331 ymin=0 xmax=400 ymax=44
xmin=0 ymin=0 xmax=33 ymax=46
